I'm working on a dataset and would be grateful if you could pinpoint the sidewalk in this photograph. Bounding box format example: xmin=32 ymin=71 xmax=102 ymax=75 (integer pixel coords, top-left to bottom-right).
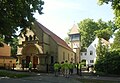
xmin=1 ymin=70 xmax=120 ymax=82
xmin=74 ymin=75 xmax=120 ymax=82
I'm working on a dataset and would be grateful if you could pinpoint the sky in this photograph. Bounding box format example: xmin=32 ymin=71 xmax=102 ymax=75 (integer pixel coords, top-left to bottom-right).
xmin=34 ymin=0 xmax=114 ymax=40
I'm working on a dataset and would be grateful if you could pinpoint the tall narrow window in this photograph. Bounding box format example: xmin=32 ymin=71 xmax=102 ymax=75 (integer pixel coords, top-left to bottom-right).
xmin=25 ymin=36 xmax=28 ymax=41
xmin=68 ymin=53 xmax=69 ymax=61
xmin=90 ymin=51 xmax=93 ymax=55
xmin=33 ymin=35 xmax=36 ymax=40
xmin=29 ymin=35 xmax=32 ymax=41
xmin=63 ymin=52 xmax=65 ymax=60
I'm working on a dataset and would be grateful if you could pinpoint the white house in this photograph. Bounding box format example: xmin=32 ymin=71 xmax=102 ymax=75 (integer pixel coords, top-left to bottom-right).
xmin=81 ymin=37 xmax=110 ymax=66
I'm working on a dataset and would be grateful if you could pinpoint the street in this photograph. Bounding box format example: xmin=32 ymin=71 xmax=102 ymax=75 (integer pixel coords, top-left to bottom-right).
xmin=0 ymin=73 xmax=81 ymax=83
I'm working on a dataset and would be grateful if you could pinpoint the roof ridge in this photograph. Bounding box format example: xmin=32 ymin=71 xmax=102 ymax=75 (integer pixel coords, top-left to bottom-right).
xmin=35 ymin=21 xmax=73 ymax=51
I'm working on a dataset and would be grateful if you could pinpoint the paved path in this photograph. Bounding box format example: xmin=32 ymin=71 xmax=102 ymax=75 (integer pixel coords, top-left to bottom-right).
xmin=22 ymin=74 xmax=81 ymax=83
xmin=0 ymin=70 xmax=120 ymax=83
xmin=0 ymin=72 xmax=81 ymax=83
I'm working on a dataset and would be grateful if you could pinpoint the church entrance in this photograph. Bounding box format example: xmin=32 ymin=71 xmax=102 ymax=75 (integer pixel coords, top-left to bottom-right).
xmin=21 ymin=44 xmax=43 ymax=69
xmin=33 ymin=56 xmax=38 ymax=68
xmin=26 ymin=56 xmax=30 ymax=68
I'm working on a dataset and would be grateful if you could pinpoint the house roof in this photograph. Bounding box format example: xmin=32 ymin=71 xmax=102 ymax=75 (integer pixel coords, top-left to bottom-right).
xmin=69 ymin=24 xmax=79 ymax=35
xmin=35 ymin=21 xmax=73 ymax=51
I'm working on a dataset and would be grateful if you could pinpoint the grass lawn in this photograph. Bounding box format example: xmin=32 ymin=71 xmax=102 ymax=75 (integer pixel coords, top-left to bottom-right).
xmin=0 ymin=70 xmax=30 ymax=78
xmin=77 ymin=78 xmax=119 ymax=83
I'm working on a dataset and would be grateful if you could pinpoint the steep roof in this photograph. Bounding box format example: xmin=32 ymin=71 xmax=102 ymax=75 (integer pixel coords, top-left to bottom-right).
xmin=35 ymin=21 xmax=73 ymax=51
xmin=69 ymin=24 xmax=79 ymax=35
xmin=89 ymin=37 xmax=110 ymax=48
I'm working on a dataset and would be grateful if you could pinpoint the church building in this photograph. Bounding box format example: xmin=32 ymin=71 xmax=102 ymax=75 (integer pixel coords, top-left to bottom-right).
xmin=17 ymin=21 xmax=75 ymax=72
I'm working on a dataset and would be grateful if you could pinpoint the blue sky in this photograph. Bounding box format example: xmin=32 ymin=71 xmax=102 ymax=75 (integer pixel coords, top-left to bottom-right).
xmin=34 ymin=0 xmax=114 ymax=40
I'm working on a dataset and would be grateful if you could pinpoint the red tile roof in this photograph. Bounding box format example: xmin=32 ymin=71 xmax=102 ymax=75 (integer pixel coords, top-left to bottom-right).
xmin=35 ymin=21 xmax=73 ymax=51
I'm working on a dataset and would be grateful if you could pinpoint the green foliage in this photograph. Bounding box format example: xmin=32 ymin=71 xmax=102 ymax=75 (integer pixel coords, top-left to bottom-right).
xmin=78 ymin=18 xmax=115 ymax=48
xmin=81 ymin=59 xmax=86 ymax=66
xmin=96 ymin=38 xmax=109 ymax=59
xmin=111 ymin=29 xmax=120 ymax=49
xmin=0 ymin=71 xmax=30 ymax=78
xmin=10 ymin=36 xmax=18 ymax=56
xmin=98 ymin=0 xmax=120 ymax=28
xmin=95 ymin=20 xmax=116 ymax=41
xmin=95 ymin=50 xmax=120 ymax=75
xmin=0 ymin=0 xmax=44 ymax=56
xmin=78 ymin=18 xmax=98 ymax=48
xmin=0 ymin=0 xmax=44 ymax=43
xmin=95 ymin=28 xmax=112 ymax=41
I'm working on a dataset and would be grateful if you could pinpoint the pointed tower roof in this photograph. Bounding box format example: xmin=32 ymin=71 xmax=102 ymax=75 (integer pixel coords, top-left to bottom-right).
xmin=69 ymin=24 xmax=79 ymax=35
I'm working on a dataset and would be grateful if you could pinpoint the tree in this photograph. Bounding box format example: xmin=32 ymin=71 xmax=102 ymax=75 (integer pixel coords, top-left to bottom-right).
xmin=10 ymin=37 xmax=18 ymax=57
xmin=95 ymin=28 xmax=113 ymax=41
xmin=98 ymin=0 xmax=120 ymax=28
xmin=78 ymin=18 xmax=116 ymax=49
xmin=95 ymin=20 xmax=116 ymax=41
xmin=0 ymin=0 xmax=44 ymax=43
xmin=95 ymin=19 xmax=117 ymax=41
xmin=96 ymin=38 xmax=109 ymax=60
xmin=111 ymin=29 xmax=120 ymax=50
xmin=78 ymin=18 xmax=98 ymax=48
xmin=95 ymin=50 xmax=120 ymax=75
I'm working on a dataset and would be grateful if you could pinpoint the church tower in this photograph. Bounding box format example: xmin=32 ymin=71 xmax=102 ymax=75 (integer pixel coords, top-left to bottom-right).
xmin=68 ymin=24 xmax=81 ymax=63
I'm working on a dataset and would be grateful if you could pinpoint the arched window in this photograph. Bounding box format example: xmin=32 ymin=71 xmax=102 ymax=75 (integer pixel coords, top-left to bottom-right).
xmin=33 ymin=35 xmax=36 ymax=40
xmin=25 ymin=36 xmax=28 ymax=41
xmin=29 ymin=35 xmax=32 ymax=41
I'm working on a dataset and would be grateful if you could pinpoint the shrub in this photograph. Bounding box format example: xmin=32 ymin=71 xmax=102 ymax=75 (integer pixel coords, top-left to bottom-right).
xmin=0 ymin=71 xmax=30 ymax=78
xmin=95 ymin=50 xmax=120 ymax=75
